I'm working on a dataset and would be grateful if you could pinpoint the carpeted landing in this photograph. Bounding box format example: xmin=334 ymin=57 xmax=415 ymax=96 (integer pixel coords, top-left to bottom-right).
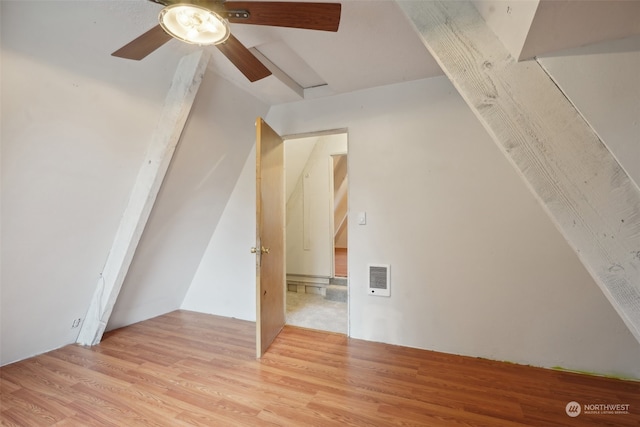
xmin=286 ymin=291 xmax=347 ymax=334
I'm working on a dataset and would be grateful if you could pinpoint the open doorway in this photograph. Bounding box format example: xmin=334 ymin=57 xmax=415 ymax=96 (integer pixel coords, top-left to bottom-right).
xmin=283 ymin=131 xmax=348 ymax=334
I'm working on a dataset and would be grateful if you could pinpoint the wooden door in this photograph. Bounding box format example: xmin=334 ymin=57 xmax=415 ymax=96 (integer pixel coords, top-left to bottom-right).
xmin=255 ymin=118 xmax=285 ymax=358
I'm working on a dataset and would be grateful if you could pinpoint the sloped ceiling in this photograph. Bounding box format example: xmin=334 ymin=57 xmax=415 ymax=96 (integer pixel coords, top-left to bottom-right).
xmin=108 ymin=0 xmax=443 ymax=104
xmin=472 ymin=0 xmax=640 ymax=61
xmin=11 ymin=0 xmax=640 ymax=107
xmin=61 ymin=0 xmax=640 ymax=105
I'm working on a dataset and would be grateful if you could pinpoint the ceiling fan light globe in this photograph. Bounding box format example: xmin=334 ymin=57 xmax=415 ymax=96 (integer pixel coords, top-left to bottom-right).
xmin=159 ymin=4 xmax=230 ymax=46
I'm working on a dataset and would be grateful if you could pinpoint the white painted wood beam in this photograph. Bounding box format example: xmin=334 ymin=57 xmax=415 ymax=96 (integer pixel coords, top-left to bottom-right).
xmin=77 ymin=50 xmax=210 ymax=346
xmin=397 ymin=1 xmax=640 ymax=342
xmin=249 ymin=47 xmax=304 ymax=99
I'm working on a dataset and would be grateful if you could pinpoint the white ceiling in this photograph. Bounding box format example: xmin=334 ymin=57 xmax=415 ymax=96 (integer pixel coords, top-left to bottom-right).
xmin=32 ymin=0 xmax=640 ymax=106
xmin=472 ymin=0 xmax=640 ymax=61
xmin=109 ymin=0 xmax=444 ymax=105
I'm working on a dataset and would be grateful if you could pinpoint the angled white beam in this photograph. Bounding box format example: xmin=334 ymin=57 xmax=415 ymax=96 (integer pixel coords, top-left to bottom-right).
xmin=77 ymin=50 xmax=210 ymax=346
xmin=397 ymin=1 xmax=640 ymax=342
xmin=249 ymin=47 xmax=304 ymax=99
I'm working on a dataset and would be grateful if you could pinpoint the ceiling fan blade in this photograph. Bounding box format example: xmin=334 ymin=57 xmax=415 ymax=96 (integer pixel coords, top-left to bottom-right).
xmin=224 ymin=1 xmax=341 ymax=32
xmin=112 ymin=25 xmax=172 ymax=60
xmin=216 ymin=34 xmax=272 ymax=82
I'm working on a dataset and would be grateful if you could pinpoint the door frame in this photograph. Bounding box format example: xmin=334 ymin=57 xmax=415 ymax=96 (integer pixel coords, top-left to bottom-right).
xmin=282 ymin=127 xmax=348 ymax=276
xmin=281 ymin=128 xmax=350 ymax=334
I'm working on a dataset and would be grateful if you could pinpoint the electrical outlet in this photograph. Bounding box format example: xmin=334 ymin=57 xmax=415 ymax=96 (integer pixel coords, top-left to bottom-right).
xmin=71 ymin=318 xmax=82 ymax=329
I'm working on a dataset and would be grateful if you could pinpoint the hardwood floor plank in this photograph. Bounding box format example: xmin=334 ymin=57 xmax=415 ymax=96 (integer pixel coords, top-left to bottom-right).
xmin=7 ymin=388 xmax=76 ymax=420
xmin=128 ymin=362 xmax=183 ymax=392
xmin=47 ymin=345 xmax=142 ymax=387
xmin=377 ymin=401 xmax=522 ymax=427
xmin=2 ymin=310 xmax=639 ymax=426
xmin=258 ymin=403 xmax=337 ymax=427
xmin=1 ymin=405 xmax=56 ymax=427
xmin=177 ymin=358 xmax=319 ymax=413
xmin=0 ymin=375 xmax=21 ymax=395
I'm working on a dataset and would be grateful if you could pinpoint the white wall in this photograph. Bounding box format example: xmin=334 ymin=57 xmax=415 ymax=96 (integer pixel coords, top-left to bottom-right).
xmin=4 ymin=1 xmax=638 ymax=377
xmin=181 ymin=145 xmax=258 ymax=320
xmin=286 ymin=134 xmax=348 ymax=278
xmin=1 ymin=1 xmax=268 ymax=361
xmin=264 ymin=76 xmax=640 ymax=378
xmin=0 ymin=1 xmax=185 ymax=364
xmin=107 ymin=70 xmax=268 ymax=330
xmin=285 ymin=137 xmax=317 ymax=203
xmin=538 ymin=35 xmax=640 ymax=187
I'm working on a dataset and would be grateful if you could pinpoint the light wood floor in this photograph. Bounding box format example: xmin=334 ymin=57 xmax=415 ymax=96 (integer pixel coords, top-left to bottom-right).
xmin=1 ymin=311 xmax=639 ymax=426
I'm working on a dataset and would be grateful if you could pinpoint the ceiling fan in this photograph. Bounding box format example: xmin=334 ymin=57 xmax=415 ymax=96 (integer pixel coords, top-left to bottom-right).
xmin=112 ymin=0 xmax=341 ymax=82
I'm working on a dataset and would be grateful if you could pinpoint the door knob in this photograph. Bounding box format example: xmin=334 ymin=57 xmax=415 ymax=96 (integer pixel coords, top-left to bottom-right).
xmin=251 ymin=246 xmax=270 ymax=254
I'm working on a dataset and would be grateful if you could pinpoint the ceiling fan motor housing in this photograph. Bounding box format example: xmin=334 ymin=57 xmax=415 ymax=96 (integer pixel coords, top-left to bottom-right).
xmin=149 ymin=0 xmax=233 ymax=17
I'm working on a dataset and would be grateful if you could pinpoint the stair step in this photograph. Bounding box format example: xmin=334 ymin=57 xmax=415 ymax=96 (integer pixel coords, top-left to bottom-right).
xmin=330 ymin=277 xmax=347 ymax=286
xmin=325 ymin=285 xmax=347 ymax=302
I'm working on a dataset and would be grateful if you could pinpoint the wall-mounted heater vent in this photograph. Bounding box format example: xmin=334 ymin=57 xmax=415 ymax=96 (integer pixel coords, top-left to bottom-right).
xmin=368 ymin=264 xmax=390 ymax=297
